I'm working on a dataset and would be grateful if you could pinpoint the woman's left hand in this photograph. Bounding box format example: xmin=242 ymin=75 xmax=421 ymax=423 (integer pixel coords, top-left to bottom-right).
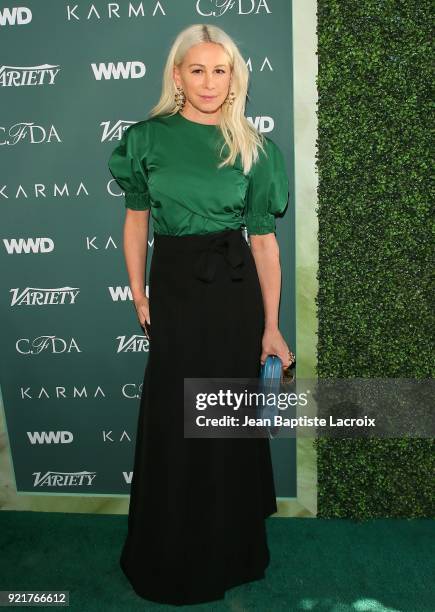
xmin=261 ymin=327 xmax=295 ymax=369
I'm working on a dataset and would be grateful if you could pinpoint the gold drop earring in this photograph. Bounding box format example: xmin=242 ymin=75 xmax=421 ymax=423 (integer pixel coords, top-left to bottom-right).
xmin=225 ymin=91 xmax=236 ymax=106
xmin=174 ymin=86 xmax=186 ymax=110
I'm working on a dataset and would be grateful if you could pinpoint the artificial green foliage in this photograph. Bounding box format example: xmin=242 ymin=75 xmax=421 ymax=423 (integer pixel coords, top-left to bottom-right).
xmin=314 ymin=0 xmax=433 ymax=518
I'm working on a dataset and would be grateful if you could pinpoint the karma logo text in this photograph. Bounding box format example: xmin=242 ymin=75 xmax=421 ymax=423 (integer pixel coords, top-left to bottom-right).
xmin=33 ymin=471 xmax=96 ymax=487
xmin=3 ymin=237 xmax=55 ymax=254
xmin=27 ymin=431 xmax=74 ymax=444
xmin=0 ymin=183 xmax=89 ymax=199
xmin=66 ymin=2 xmax=166 ymax=21
xmin=0 ymin=64 xmax=60 ymax=87
xmin=20 ymin=386 xmax=105 ymax=399
xmin=102 ymin=430 xmax=132 ymax=443
xmin=10 ymin=287 xmax=80 ymax=306
xmin=16 ymin=336 xmax=81 ymax=355
xmin=92 ymin=61 xmax=146 ymax=80
xmin=86 ymin=235 xmax=139 ymax=250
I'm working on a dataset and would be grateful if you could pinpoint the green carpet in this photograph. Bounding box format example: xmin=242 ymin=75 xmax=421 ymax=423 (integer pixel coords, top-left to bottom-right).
xmin=0 ymin=511 xmax=432 ymax=611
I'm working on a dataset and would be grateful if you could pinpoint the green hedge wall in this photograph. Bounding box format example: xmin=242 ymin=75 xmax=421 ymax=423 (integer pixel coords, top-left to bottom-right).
xmin=314 ymin=0 xmax=433 ymax=518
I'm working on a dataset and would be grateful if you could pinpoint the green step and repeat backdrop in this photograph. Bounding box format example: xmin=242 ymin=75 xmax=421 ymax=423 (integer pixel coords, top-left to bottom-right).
xmin=0 ymin=1 xmax=296 ymax=498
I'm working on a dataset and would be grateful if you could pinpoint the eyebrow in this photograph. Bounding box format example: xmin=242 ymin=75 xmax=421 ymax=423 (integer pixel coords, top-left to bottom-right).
xmin=188 ymin=63 xmax=228 ymax=68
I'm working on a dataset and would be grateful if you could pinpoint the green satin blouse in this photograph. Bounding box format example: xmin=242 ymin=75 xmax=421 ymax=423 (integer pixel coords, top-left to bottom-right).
xmin=107 ymin=111 xmax=289 ymax=236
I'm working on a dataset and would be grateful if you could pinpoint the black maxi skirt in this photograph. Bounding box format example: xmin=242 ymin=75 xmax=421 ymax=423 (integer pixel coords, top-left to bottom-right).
xmin=120 ymin=227 xmax=277 ymax=606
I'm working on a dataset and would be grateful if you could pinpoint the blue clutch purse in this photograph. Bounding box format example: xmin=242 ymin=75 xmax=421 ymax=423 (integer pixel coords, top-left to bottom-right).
xmin=257 ymin=355 xmax=283 ymax=437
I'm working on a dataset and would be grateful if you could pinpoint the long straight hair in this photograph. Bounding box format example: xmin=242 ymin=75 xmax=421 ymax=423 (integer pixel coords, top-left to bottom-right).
xmin=148 ymin=23 xmax=266 ymax=174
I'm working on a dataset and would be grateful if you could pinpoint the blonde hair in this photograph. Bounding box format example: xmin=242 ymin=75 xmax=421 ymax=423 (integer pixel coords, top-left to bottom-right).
xmin=148 ymin=23 xmax=266 ymax=174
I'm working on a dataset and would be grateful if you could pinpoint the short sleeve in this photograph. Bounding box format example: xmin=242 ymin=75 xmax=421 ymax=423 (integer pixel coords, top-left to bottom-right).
xmin=243 ymin=137 xmax=289 ymax=235
xmin=108 ymin=122 xmax=151 ymax=210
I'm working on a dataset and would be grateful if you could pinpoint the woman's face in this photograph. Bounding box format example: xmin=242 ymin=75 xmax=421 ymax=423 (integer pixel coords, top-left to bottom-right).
xmin=173 ymin=42 xmax=232 ymax=118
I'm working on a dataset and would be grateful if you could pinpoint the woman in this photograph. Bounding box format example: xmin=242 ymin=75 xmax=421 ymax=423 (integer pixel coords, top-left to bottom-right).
xmin=108 ymin=23 xmax=295 ymax=606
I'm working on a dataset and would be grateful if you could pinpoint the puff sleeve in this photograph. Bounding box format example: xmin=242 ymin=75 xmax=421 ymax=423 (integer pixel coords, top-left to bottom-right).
xmin=108 ymin=123 xmax=151 ymax=210
xmin=243 ymin=136 xmax=289 ymax=235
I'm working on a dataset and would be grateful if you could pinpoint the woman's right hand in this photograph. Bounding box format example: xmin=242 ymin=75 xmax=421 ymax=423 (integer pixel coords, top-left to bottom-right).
xmin=133 ymin=294 xmax=150 ymax=334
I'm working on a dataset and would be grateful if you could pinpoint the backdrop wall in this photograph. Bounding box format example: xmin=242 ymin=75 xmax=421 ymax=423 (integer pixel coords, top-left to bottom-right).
xmin=0 ymin=1 xmax=318 ymax=517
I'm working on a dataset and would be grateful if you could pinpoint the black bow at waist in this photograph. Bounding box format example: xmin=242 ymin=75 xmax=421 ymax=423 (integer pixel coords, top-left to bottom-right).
xmin=193 ymin=229 xmax=245 ymax=283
